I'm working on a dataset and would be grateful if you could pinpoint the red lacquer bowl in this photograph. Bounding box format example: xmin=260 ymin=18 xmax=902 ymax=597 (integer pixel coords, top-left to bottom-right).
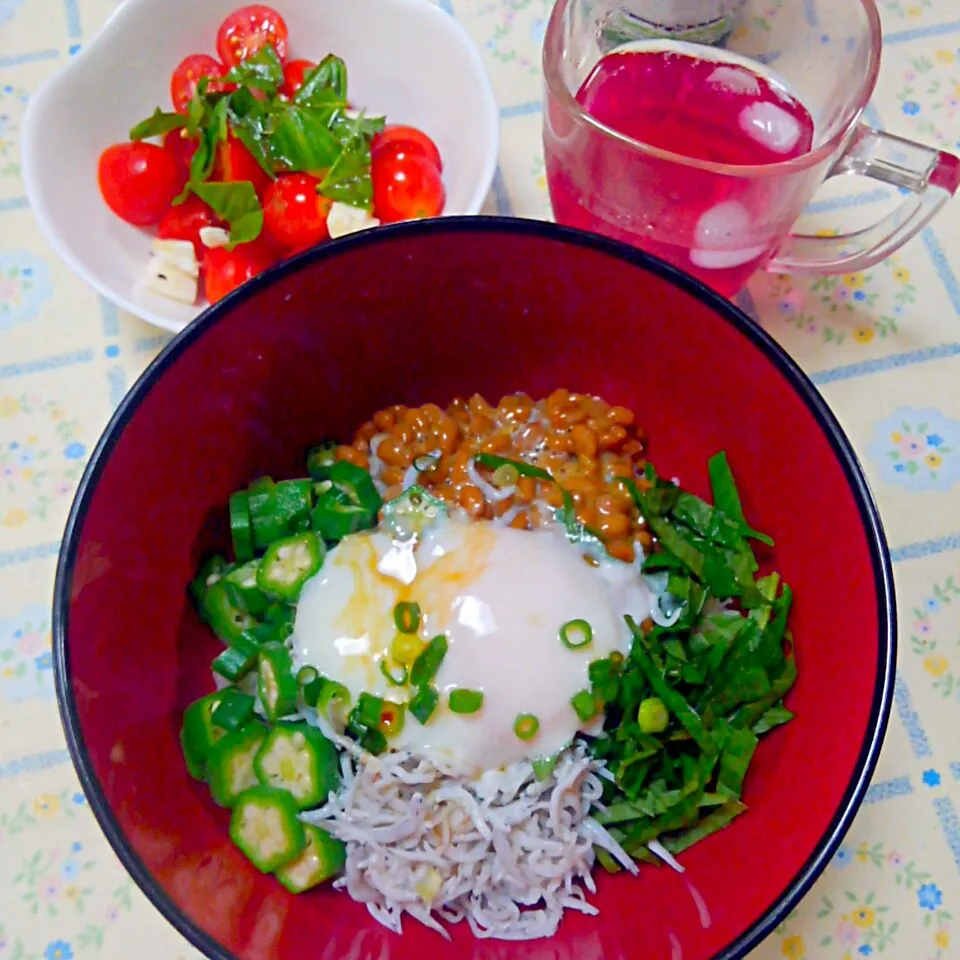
xmin=53 ymin=218 xmax=895 ymax=960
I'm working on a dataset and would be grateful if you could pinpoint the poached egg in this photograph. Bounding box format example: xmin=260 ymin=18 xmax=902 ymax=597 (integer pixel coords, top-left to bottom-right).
xmin=292 ymin=519 xmax=656 ymax=775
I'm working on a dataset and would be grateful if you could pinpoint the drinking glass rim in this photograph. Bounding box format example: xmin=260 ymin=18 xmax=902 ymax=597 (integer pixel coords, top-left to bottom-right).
xmin=541 ymin=0 xmax=883 ymax=179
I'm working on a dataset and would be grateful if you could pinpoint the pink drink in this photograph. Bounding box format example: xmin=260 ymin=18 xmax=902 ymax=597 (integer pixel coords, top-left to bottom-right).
xmin=544 ymin=42 xmax=816 ymax=296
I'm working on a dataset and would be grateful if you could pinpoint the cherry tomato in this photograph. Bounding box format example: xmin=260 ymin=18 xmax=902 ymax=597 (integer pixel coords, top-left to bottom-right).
xmin=372 ymin=124 xmax=443 ymax=173
xmin=163 ymin=129 xmax=199 ymax=177
xmin=213 ymin=134 xmax=272 ymax=197
xmin=280 ymin=59 xmax=315 ymax=99
xmin=203 ymin=240 xmax=275 ymax=303
xmin=170 ymin=54 xmax=229 ymax=113
xmin=372 ymin=143 xmax=445 ymax=223
xmin=262 ymin=174 xmax=332 ymax=250
xmin=158 ymin=196 xmax=221 ymax=257
xmin=216 ymin=5 xmax=288 ymax=66
xmin=98 ymin=142 xmax=183 ymax=226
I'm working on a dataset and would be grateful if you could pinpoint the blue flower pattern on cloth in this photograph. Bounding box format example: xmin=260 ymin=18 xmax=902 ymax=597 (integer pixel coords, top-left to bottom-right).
xmin=868 ymin=407 xmax=960 ymax=492
xmin=0 ymin=250 xmax=54 ymax=329
xmin=0 ymin=603 xmax=55 ymax=702
xmin=43 ymin=941 xmax=73 ymax=960
xmin=918 ymin=883 xmax=943 ymax=911
xmin=834 ymin=846 xmax=854 ymax=870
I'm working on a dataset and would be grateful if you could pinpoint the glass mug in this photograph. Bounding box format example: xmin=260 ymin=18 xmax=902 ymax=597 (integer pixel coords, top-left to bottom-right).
xmin=542 ymin=0 xmax=960 ymax=296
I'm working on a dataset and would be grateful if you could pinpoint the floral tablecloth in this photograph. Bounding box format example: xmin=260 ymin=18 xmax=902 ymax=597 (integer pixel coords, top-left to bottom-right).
xmin=2 ymin=1 xmax=960 ymax=959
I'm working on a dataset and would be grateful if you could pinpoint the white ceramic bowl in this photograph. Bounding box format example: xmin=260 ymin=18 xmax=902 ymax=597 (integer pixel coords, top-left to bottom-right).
xmin=22 ymin=0 xmax=499 ymax=333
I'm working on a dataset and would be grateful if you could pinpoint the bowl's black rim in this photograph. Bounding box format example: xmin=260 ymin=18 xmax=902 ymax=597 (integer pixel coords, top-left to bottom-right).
xmin=53 ymin=215 xmax=896 ymax=960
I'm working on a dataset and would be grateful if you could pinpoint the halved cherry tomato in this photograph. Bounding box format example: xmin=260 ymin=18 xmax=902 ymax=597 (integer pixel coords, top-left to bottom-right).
xmin=372 ymin=142 xmax=445 ymax=223
xmin=158 ymin=196 xmax=221 ymax=257
xmin=98 ymin=142 xmax=183 ymax=226
xmin=170 ymin=54 xmax=230 ymax=113
xmin=203 ymin=240 xmax=276 ymax=303
xmin=216 ymin=5 xmax=288 ymax=67
xmin=372 ymin=124 xmax=443 ymax=173
xmin=280 ymin=59 xmax=315 ymax=99
xmin=262 ymin=174 xmax=332 ymax=251
xmin=163 ymin=129 xmax=199 ymax=178
xmin=213 ymin=134 xmax=272 ymax=197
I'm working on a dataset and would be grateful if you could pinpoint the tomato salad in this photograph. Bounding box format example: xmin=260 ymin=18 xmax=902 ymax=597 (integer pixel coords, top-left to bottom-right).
xmin=96 ymin=4 xmax=446 ymax=305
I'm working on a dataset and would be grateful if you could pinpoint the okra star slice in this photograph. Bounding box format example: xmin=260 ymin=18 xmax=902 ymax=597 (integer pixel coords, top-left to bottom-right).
xmin=181 ymin=691 xmax=230 ymax=781
xmin=211 ymin=688 xmax=256 ymax=732
xmin=229 ymin=492 xmax=255 ymax=562
xmin=200 ymin=579 xmax=259 ymax=645
xmin=276 ymin=823 xmax=347 ymax=893
xmin=208 ymin=722 xmax=268 ymax=808
xmin=212 ymin=631 xmax=262 ymax=682
xmin=257 ymin=643 xmax=300 ymax=721
xmin=256 ymin=532 xmax=325 ymax=602
xmin=253 ymin=723 xmax=340 ymax=809
xmin=222 ymin=560 xmax=270 ymax=616
xmin=229 ymin=786 xmax=306 ymax=874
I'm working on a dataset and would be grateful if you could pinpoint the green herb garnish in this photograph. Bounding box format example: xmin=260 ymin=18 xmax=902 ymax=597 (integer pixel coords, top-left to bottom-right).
xmin=129 ymin=49 xmax=381 ymax=248
xmin=590 ymin=451 xmax=795 ymax=867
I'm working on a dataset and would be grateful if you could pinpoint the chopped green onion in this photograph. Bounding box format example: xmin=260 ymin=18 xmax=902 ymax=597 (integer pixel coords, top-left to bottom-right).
xmin=316 ymin=680 xmax=350 ymax=722
xmin=473 ymin=453 xmax=553 ymax=481
xmin=299 ymin=669 xmax=328 ymax=709
xmin=379 ymin=658 xmax=408 ymax=687
xmin=513 ymin=713 xmax=540 ymax=741
xmin=532 ymin=754 xmax=559 ymax=781
xmin=379 ymin=701 xmax=405 ymax=737
xmin=448 ymin=688 xmax=484 ymax=714
xmin=559 ymin=618 xmax=593 ymax=650
xmin=571 ymin=689 xmax=599 ymax=723
xmin=492 ymin=463 xmax=520 ymax=488
xmin=410 ymin=685 xmax=440 ymax=725
xmin=410 ymin=635 xmax=448 ymax=687
xmin=391 ymin=632 xmax=425 ymax=665
xmin=638 ymin=697 xmax=669 ymax=734
xmin=393 ymin=601 xmax=421 ymax=634
xmin=355 ymin=692 xmax=384 ymax=729
xmin=296 ymin=666 xmax=319 ymax=686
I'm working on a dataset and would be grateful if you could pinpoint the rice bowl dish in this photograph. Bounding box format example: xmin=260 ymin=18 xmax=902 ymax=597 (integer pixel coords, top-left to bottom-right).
xmin=184 ymin=388 xmax=797 ymax=941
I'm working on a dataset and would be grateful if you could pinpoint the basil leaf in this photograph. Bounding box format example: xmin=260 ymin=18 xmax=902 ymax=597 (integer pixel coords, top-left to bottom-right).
xmin=319 ymin=122 xmax=375 ymax=210
xmin=621 ymin=751 xmax=718 ymax=853
xmin=269 ymin=104 xmax=341 ymax=173
xmin=731 ymin=651 xmax=798 ymax=731
xmin=708 ymin=451 xmax=774 ymax=546
xmin=185 ymin=88 xmax=213 ymax=137
xmin=294 ymin=54 xmax=348 ymax=105
xmin=331 ymin=110 xmax=386 ymax=141
xmin=673 ymin=491 xmax=745 ymax=551
xmin=662 ymin=799 xmax=747 ymax=855
xmin=751 ymin=704 xmax=794 ymax=735
xmin=222 ymin=45 xmax=284 ymax=93
xmin=715 ymin=723 xmax=758 ymax=799
xmin=645 ymin=515 xmax=707 ymax=582
xmin=189 ymin=181 xmax=263 ymax=246
xmin=627 ymin=618 xmax=715 ymax=753
xmin=130 ymin=108 xmax=186 ymax=141
xmin=708 ymin=452 xmax=745 ymax=526
xmin=641 ymin=552 xmax=688 ymax=573
xmin=222 ymin=88 xmax=275 ymax=179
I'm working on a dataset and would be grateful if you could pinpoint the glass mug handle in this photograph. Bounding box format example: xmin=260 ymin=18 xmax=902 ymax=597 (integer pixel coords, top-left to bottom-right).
xmin=768 ymin=125 xmax=960 ymax=274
